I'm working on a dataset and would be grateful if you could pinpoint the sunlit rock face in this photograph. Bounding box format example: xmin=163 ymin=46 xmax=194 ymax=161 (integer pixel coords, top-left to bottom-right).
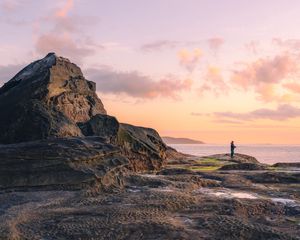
xmin=0 ymin=53 xmax=106 ymax=144
xmin=0 ymin=53 xmax=168 ymax=190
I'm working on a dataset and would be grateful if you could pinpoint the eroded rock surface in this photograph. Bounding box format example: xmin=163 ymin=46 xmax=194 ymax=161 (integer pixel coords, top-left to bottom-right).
xmin=0 ymin=53 xmax=106 ymax=144
xmin=0 ymin=137 xmax=129 ymax=191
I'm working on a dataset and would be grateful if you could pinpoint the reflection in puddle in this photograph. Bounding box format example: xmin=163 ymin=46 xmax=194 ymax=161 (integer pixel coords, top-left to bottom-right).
xmin=271 ymin=198 xmax=297 ymax=206
xmin=195 ymin=188 xmax=258 ymax=199
xmin=153 ymin=187 xmax=174 ymax=192
xmin=127 ymin=186 xmax=141 ymax=193
xmin=195 ymin=188 xmax=299 ymax=206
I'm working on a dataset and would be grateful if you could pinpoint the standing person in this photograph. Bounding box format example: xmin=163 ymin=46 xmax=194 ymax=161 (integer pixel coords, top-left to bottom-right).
xmin=230 ymin=141 xmax=236 ymax=158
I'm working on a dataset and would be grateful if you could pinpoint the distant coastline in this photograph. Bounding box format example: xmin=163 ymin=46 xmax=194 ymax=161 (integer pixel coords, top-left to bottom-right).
xmin=162 ymin=136 xmax=204 ymax=144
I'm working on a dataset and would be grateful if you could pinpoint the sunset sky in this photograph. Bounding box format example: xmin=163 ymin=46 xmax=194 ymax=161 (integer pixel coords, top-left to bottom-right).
xmin=1 ymin=0 xmax=300 ymax=144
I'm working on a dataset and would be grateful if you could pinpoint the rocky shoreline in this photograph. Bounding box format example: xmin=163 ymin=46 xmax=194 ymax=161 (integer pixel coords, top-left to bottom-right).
xmin=0 ymin=152 xmax=299 ymax=239
xmin=0 ymin=54 xmax=299 ymax=239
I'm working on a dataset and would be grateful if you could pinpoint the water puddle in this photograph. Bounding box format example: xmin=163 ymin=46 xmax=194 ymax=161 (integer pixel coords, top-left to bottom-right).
xmin=194 ymin=188 xmax=258 ymax=199
xmin=141 ymin=174 xmax=160 ymax=178
xmin=127 ymin=186 xmax=142 ymax=193
xmin=271 ymin=198 xmax=298 ymax=206
xmin=194 ymin=187 xmax=299 ymax=206
xmin=153 ymin=187 xmax=174 ymax=192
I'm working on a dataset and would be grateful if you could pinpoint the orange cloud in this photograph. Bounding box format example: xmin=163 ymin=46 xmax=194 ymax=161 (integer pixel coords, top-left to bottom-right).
xmin=284 ymin=82 xmax=300 ymax=94
xmin=177 ymin=48 xmax=202 ymax=72
xmin=55 ymin=0 xmax=74 ymax=18
xmin=199 ymin=66 xmax=228 ymax=96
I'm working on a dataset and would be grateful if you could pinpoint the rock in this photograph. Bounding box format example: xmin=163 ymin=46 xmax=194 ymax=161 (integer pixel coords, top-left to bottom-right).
xmin=0 ymin=53 xmax=106 ymax=144
xmin=78 ymin=114 xmax=119 ymax=143
xmin=79 ymin=115 xmax=168 ymax=171
xmin=0 ymin=137 xmax=129 ymax=190
xmin=246 ymin=172 xmax=300 ymax=184
xmin=207 ymin=153 xmax=260 ymax=164
xmin=272 ymin=162 xmax=300 ymax=168
xmin=117 ymin=123 xmax=168 ymax=171
xmin=219 ymin=163 xmax=267 ymax=171
xmin=0 ymin=53 xmax=168 ymax=190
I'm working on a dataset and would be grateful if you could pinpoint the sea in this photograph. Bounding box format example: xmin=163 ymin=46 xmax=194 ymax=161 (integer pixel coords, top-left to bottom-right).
xmin=169 ymin=144 xmax=300 ymax=165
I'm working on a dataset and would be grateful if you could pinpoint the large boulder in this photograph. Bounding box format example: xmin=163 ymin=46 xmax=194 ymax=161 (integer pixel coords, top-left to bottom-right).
xmin=79 ymin=115 xmax=168 ymax=171
xmin=78 ymin=114 xmax=120 ymax=143
xmin=0 ymin=53 xmax=106 ymax=144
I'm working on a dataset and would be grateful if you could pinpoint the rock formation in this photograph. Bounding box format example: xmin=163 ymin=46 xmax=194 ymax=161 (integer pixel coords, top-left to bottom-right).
xmin=0 ymin=53 xmax=168 ymax=190
xmin=0 ymin=53 xmax=106 ymax=144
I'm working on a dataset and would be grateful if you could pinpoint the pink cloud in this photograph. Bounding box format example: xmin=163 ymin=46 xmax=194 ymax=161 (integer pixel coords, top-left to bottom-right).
xmin=35 ymin=33 xmax=94 ymax=61
xmin=214 ymin=104 xmax=300 ymax=121
xmin=207 ymin=37 xmax=224 ymax=51
xmin=244 ymin=40 xmax=259 ymax=54
xmin=33 ymin=0 xmax=99 ymax=62
xmin=283 ymin=82 xmax=300 ymax=94
xmin=85 ymin=67 xmax=192 ymax=99
xmin=231 ymin=53 xmax=298 ymax=101
xmin=177 ymin=48 xmax=202 ymax=72
xmin=55 ymin=0 xmax=74 ymax=18
xmin=198 ymin=66 xmax=228 ymax=96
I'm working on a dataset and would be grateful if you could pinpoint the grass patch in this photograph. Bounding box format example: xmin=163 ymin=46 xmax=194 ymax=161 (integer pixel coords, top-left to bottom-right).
xmin=189 ymin=166 xmax=221 ymax=171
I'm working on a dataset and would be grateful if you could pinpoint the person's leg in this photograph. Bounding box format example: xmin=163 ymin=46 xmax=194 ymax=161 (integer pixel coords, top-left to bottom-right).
xmin=231 ymin=150 xmax=234 ymax=158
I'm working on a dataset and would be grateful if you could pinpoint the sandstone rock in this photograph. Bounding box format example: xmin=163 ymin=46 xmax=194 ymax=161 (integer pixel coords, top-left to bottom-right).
xmin=272 ymin=162 xmax=300 ymax=168
xmin=78 ymin=114 xmax=119 ymax=143
xmin=0 ymin=137 xmax=129 ymax=190
xmin=117 ymin=123 xmax=168 ymax=171
xmin=0 ymin=53 xmax=168 ymax=190
xmin=0 ymin=53 xmax=106 ymax=144
xmin=207 ymin=153 xmax=260 ymax=164
xmin=219 ymin=163 xmax=267 ymax=171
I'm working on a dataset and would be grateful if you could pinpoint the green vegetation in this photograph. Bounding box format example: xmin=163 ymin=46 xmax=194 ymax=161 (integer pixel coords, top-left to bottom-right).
xmin=188 ymin=165 xmax=221 ymax=171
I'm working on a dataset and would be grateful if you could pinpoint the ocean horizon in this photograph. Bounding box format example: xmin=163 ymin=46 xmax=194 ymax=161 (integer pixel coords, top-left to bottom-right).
xmin=169 ymin=144 xmax=300 ymax=164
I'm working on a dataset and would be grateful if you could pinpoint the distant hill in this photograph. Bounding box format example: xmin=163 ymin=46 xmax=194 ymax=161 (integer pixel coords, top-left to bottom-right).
xmin=162 ymin=136 xmax=204 ymax=144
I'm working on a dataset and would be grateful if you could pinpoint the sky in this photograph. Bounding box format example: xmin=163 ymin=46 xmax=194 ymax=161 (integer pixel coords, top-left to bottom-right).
xmin=1 ymin=0 xmax=300 ymax=144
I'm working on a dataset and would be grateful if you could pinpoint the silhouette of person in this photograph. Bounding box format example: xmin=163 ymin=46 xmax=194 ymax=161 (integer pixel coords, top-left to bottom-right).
xmin=230 ymin=141 xmax=236 ymax=158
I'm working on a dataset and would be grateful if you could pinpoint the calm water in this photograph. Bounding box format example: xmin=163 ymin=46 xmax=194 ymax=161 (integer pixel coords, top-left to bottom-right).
xmin=169 ymin=144 xmax=300 ymax=164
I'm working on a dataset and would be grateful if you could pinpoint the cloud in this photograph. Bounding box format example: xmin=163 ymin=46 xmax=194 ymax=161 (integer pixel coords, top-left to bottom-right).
xmin=231 ymin=53 xmax=298 ymax=101
xmin=55 ymin=0 xmax=73 ymax=18
xmin=34 ymin=0 xmax=98 ymax=62
xmin=284 ymin=82 xmax=300 ymax=94
xmin=214 ymin=104 xmax=300 ymax=121
xmin=36 ymin=33 xmax=95 ymax=61
xmin=272 ymin=38 xmax=300 ymax=52
xmin=141 ymin=40 xmax=180 ymax=51
xmin=244 ymin=41 xmax=259 ymax=54
xmin=0 ymin=0 xmax=21 ymax=12
xmin=140 ymin=40 xmax=203 ymax=52
xmin=207 ymin=37 xmax=224 ymax=52
xmin=198 ymin=66 xmax=228 ymax=96
xmin=0 ymin=64 xmax=25 ymax=86
xmin=84 ymin=66 xmax=192 ymax=99
xmin=177 ymin=48 xmax=203 ymax=72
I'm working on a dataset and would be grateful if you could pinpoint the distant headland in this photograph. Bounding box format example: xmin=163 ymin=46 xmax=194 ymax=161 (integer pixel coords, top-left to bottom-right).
xmin=162 ymin=136 xmax=204 ymax=144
